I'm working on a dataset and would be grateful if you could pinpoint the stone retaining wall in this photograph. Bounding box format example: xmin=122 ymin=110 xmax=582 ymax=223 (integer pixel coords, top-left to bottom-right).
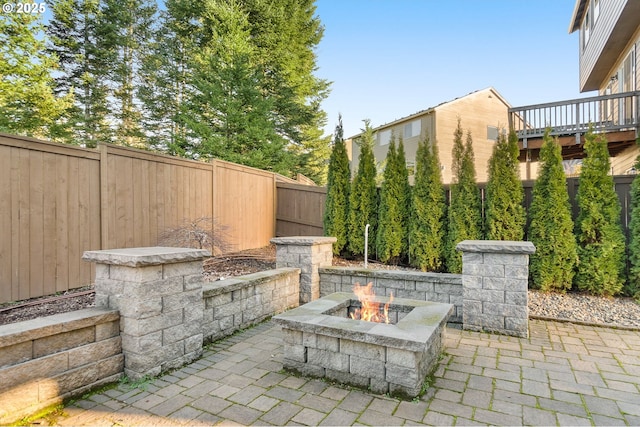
xmin=0 ymin=308 xmax=123 ymax=424
xmin=202 ymin=268 xmax=301 ymax=343
xmin=319 ymin=267 xmax=463 ymax=323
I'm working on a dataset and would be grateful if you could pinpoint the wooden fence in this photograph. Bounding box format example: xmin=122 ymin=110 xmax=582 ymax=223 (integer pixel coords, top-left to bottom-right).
xmin=0 ymin=133 xmax=277 ymax=304
xmin=273 ymin=175 xmax=637 ymax=244
xmin=275 ymin=182 xmax=326 ymax=236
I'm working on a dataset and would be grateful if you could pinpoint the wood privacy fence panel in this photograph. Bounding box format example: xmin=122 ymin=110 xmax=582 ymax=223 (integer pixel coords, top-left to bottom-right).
xmin=276 ymin=182 xmax=326 ymax=236
xmin=0 ymin=134 xmax=283 ymax=304
xmin=212 ymin=159 xmax=276 ymax=252
xmin=0 ymin=135 xmax=101 ymax=303
xmin=100 ymin=145 xmax=214 ymax=250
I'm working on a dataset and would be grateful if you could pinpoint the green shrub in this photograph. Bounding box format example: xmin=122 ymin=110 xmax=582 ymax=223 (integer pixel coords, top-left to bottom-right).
xmin=626 ymin=138 xmax=640 ymax=299
xmin=574 ymin=128 xmax=626 ymax=296
xmin=376 ymin=135 xmax=410 ymax=263
xmin=323 ymin=115 xmax=350 ymax=255
xmin=409 ymin=136 xmax=446 ymax=271
xmin=347 ymin=120 xmax=378 ymax=257
xmin=485 ymin=129 xmax=525 ymax=240
xmin=445 ymin=119 xmax=482 ymax=273
xmin=528 ymin=130 xmax=577 ymax=292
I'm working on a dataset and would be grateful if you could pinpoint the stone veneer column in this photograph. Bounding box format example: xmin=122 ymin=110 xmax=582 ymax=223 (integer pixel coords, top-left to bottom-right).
xmin=456 ymin=240 xmax=535 ymax=338
xmin=83 ymin=247 xmax=210 ymax=380
xmin=270 ymin=236 xmax=336 ymax=304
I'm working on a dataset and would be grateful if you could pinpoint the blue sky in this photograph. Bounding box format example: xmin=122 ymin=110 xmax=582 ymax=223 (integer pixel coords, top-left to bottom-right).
xmin=314 ymin=0 xmax=588 ymax=138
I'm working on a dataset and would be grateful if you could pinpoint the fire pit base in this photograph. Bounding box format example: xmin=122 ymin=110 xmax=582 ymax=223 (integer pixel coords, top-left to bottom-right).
xmin=273 ymin=292 xmax=453 ymax=398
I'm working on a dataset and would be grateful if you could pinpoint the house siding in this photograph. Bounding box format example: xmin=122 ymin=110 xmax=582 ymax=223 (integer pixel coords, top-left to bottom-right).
xmin=578 ymin=0 xmax=640 ymax=91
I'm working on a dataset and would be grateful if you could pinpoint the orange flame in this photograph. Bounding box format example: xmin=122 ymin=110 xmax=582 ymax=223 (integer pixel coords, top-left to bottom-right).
xmin=349 ymin=282 xmax=394 ymax=324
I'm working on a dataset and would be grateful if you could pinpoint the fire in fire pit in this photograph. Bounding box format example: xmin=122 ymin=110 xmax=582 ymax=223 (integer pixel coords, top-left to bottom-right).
xmin=349 ymin=283 xmax=394 ymax=324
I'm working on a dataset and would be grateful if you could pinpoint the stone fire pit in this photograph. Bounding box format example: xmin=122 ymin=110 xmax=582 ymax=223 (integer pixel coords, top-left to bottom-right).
xmin=273 ymin=292 xmax=453 ymax=398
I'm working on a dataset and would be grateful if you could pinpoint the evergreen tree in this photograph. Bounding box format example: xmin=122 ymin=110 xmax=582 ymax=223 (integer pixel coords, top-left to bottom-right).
xmin=485 ymin=129 xmax=525 ymax=240
xmin=138 ymin=0 xmax=200 ymax=152
xmin=409 ymin=136 xmax=446 ymax=271
xmin=628 ymin=146 xmax=640 ymax=299
xmin=176 ymin=0 xmax=294 ymax=173
xmin=47 ymin=0 xmax=112 ymax=146
xmin=0 ymin=11 xmax=72 ymax=139
xmin=528 ymin=130 xmax=577 ymax=292
xmin=445 ymin=119 xmax=482 ymax=273
xmin=347 ymin=120 xmax=378 ymax=257
xmin=101 ymin=0 xmax=157 ymax=147
xmin=324 ymin=116 xmax=350 ymax=255
xmin=377 ymin=135 xmax=410 ymax=263
xmin=574 ymin=128 xmax=626 ymax=296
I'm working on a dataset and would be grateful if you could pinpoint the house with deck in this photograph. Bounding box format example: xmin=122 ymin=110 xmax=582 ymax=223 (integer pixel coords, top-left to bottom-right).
xmin=510 ymin=0 xmax=640 ymax=179
xmin=348 ymin=87 xmax=511 ymax=185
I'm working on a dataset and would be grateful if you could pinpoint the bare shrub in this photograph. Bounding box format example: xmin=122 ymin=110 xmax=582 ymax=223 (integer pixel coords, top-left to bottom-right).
xmin=158 ymin=217 xmax=233 ymax=255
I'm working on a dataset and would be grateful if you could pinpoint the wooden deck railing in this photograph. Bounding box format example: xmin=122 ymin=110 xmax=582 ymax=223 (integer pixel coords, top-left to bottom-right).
xmin=509 ymin=90 xmax=640 ymax=145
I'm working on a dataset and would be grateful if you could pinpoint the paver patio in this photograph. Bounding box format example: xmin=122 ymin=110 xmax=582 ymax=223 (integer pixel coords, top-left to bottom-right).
xmin=35 ymin=319 xmax=640 ymax=426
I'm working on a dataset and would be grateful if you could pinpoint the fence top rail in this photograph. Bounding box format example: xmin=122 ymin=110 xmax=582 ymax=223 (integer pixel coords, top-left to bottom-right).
xmin=0 ymin=132 xmax=101 ymax=160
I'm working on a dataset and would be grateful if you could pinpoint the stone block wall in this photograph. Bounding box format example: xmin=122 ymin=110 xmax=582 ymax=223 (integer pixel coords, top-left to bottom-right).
xmin=319 ymin=267 xmax=463 ymax=323
xmin=202 ymin=268 xmax=300 ymax=343
xmin=457 ymin=240 xmax=535 ymax=338
xmin=83 ymin=247 xmax=210 ymax=380
xmin=0 ymin=308 xmax=123 ymax=425
xmin=271 ymin=237 xmax=335 ymax=303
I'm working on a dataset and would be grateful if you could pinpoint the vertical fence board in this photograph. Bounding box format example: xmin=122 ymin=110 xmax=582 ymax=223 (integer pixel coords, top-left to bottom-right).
xmin=42 ymin=152 xmax=58 ymax=297
xmin=0 ymin=147 xmax=12 ymax=303
xmin=55 ymin=155 xmax=69 ymax=294
xmin=66 ymin=157 xmax=80 ymax=293
xmin=28 ymin=151 xmax=44 ymax=298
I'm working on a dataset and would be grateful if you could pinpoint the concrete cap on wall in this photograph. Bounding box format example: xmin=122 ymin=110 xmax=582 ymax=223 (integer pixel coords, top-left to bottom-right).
xmin=456 ymin=240 xmax=536 ymax=255
xmin=82 ymin=247 xmax=211 ymax=267
xmin=270 ymin=236 xmax=337 ymax=246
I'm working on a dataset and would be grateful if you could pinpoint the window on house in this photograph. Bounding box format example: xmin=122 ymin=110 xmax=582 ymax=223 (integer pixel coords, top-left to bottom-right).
xmin=593 ymin=0 xmax=600 ymax=25
xmin=403 ymin=119 xmax=421 ymax=139
xmin=379 ymin=129 xmax=391 ymax=146
xmin=487 ymin=126 xmax=499 ymax=141
xmin=583 ymin=9 xmax=590 ymax=50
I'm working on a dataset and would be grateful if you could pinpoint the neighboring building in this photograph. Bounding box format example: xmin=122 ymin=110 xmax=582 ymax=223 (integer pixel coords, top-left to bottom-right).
xmin=348 ymin=87 xmax=511 ymax=185
xmin=511 ymin=0 xmax=640 ymax=180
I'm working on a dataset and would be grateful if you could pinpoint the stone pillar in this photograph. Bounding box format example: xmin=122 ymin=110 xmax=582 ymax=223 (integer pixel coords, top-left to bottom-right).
xmin=270 ymin=236 xmax=336 ymax=304
xmin=456 ymin=240 xmax=535 ymax=338
xmin=83 ymin=247 xmax=210 ymax=380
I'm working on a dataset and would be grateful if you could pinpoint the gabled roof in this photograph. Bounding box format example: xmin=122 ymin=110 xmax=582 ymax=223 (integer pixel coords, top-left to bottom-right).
xmin=348 ymin=87 xmax=510 ymax=139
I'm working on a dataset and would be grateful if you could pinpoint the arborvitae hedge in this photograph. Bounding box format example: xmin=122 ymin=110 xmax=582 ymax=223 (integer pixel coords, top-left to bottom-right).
xmin=485 ymin=130 xmax=525 ymax=240
xmin=323 ymin=116 xmax=350 ymax=255
xmin=445 ymin=120 xmax=482 ymax=273
xmin=347 ymin=120 xmax=378 ymax=257
xmin=528 ymin=130 xmax=577 ymax=292
xmin=376 ymin=135 xmax=410 ymax=263
xmin=409 ymin=136 xmax=446 ymax=271
xmin=628 ymin=144 xmax=640 ymax=299
xmin=574 ymin=128 xmax=626 ymax=296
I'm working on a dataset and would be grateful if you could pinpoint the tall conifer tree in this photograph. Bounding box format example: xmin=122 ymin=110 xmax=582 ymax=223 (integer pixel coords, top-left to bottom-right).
xmin=445 ymin=120 xmax=482 ymax=273
xmin=627 ymin=145 xmax=640 ymax=299
xmin=1 ymin=11 xmax=72 ymax=139
xmin=575 ymin=128 xmax=626 ymax=296
xmin=377 ymin=135 xmax=410 ymax=263
xmin=485 ymin=129 xmax=525 ymax=240
xmin=324 ymin=116 xmax=350 ymax=255
xmin=528 ymin=130 xmax=577 ymax=292
xmin=47 ymin=0 xmax=111 ymax=146
xmin=348 ymin=120 xmax=378 ymax=257
xmin=410 ymin=137 xmax=446 ymax=271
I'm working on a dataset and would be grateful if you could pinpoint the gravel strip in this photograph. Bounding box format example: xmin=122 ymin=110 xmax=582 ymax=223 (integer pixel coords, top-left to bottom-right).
xmin=528 ymin=290 xmax=640 ymax=329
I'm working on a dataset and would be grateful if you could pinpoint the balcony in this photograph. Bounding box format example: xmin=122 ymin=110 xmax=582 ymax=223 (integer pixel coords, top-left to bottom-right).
xmin=509 ymin=91 xmax=640 ymax=161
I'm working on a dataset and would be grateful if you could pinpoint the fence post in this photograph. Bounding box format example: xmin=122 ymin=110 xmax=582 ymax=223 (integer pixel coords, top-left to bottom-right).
xmin=83 ymin=247 xmax=210 ymax=380
xmin=456 ymin=240 xmax=535 ymax=338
